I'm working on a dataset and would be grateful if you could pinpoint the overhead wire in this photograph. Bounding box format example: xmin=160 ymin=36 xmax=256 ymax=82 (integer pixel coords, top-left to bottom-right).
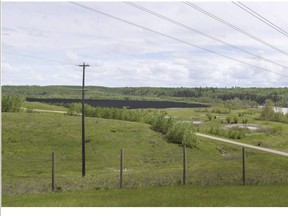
xmin=3 ymin=51 xmax=102 ymax=68
xmin=232 ymin=1 xmax=288 ymax=38
xmin=68 ymin=2 xmax=288 ymax=78
xmin=124 ymin=1 xmax=288 ymax=70
xmin=183 ymin=1 xmax=288 ymax=57
xmin=4 ymin=51 xmax=75 ymax=66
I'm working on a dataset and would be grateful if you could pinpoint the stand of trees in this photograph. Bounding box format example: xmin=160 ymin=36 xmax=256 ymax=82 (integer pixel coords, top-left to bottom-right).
xmin=3 ymin=86 xmax=288 ymax=106
xmin=1 ymin=95 xmax=24 ymax=112
xmin=260 ymin=99 xmax=288 ymax=123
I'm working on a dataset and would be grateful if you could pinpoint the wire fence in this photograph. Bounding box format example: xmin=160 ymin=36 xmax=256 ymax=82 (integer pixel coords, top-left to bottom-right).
xmin=3 ymin=144 xmax=288 ymax=196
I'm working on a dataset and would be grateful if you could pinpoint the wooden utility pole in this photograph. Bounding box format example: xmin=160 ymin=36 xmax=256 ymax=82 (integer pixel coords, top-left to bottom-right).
xmin=52 ymin=152 xmax=55 ymax=191
xmin=78 ymin=62 xmax=90 ymax=177
xmin=183 ymin=145 xmax=187 ymax=185
xmin=120 ymin=148 xmax=124 ymax=189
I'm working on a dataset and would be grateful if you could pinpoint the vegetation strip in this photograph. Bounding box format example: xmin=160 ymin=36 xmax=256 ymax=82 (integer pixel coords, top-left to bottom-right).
xmin=26 ymin=98 xmax=208 ymax=109
xmin=196 ymin=133 xmax=288 ymax=157
xmin=3 ymin=185 xmax=288 ymax=207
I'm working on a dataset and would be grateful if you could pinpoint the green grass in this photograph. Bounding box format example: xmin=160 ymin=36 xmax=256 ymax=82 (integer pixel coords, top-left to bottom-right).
xmin=165 ymin=107 xmax=288 ymax=151
xmin=3 ymin=185 xmax=288 ymax=207
xmin=2 ymin=110 xmax=288 ymax=206
xmin=22 ymin=101 xmax=68 ymax=111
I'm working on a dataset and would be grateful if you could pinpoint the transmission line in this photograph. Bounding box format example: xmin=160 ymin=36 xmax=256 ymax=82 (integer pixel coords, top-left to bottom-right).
xmin=4 ymin=51 xmax=74 ymax=65
xmin=183 ymin=2 xmax=288 ymax=57
xmin=125 ymin=1 xmax=288 ymax=70
xmin=232 ymin=2 xmax=288 ymax=38
xmin=68 ymin=2 xmax=288 ymax=78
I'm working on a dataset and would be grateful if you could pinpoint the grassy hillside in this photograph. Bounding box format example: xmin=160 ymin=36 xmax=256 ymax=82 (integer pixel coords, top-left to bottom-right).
xmin=2 ymin=110 xmax=288 ymax=202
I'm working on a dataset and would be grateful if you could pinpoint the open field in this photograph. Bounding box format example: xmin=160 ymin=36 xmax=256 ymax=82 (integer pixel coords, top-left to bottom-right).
xmin=22 ymin=101 xmax=68 ymax=112
xmin=2 ymin=105 xmax=288 ymax=206
xmin=165 ymin=107 xmax=288 ymax=152
xmin=3 ymin=185 xmax=288 ymax=207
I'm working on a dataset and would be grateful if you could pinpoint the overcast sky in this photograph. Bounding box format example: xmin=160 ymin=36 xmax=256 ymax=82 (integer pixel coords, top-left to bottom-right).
xmin=2 ymin=1 xmax=288 ymax=87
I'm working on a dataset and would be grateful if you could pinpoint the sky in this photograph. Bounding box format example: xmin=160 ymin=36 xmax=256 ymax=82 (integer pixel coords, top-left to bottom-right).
xmin=2 ymin=0 xmax=288 ymax=87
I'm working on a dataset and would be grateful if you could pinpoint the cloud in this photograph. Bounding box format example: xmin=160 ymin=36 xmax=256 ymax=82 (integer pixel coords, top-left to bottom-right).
xmin=2 ymin=2 xmax=288 ymax=87
xmin=65 ymin=51 xmax=81 ymax=64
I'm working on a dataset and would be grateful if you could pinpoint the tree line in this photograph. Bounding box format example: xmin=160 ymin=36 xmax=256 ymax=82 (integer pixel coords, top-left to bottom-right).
xmin=3 ymin=86 xmax=288 ymax=106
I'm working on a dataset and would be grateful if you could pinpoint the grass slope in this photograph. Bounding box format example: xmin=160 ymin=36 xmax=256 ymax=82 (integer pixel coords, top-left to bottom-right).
xmin=2 ymin=110 xmax=288 ymax=206
xmin=3 ymin=185 xmax=288 ymax=207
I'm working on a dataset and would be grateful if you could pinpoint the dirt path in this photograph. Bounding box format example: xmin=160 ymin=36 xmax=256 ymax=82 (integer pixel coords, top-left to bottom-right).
xmin=196 ymin=133 xmax=288 ymax=157
xmin=22 ymin=108 xmax=67 ymax=114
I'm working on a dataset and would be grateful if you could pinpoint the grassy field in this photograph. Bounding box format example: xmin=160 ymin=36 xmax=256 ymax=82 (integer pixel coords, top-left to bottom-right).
xmin=165 ymin=107 xmax=288 ymax=151
xmin=2 ymin=102 xmax=288 ymax=206
xmin=22 ymin=101 xmax=68 ymax=111
xmin=3 ymin=185 xmax=288 ymax=207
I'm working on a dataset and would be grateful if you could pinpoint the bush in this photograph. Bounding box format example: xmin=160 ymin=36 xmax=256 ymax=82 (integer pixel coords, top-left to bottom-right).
xmin=260 ymin=99 xmax=274 ymax=120
xmin=150 ymin=112 xmax=174 ymax=134
xmin=2 ymin=95 xmax=24 ymax=112
xmin=233 ymin=116 xmax=239 ymax=124
xmin=242 ymin=119 xmax=248 ymax=124
xmin=207 ymin=113 xmax=213 ymax=121
xmin=226 ymin=116 xmax=231 ymax=124
xmin=166 ymin=122 xmax=198 ymax=148
xmin=67 ymin=103 xmax=82 ymax=116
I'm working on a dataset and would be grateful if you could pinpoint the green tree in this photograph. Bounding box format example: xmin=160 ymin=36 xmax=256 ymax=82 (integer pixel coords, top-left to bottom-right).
xmin=1 ymin=95 xmax=24 ymax=112
xmin=260 ymin=99 xmax=275 ymax=120
xmin=67 ymin=103 xmax=82 ymax=116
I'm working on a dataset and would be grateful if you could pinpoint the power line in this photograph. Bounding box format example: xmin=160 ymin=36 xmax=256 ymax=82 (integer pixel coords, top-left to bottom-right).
xmin=68 ymin=2 xmax=288 ymax=78
xmin=3 ymin=51 xmax=74 ymax=65
xmin=3 ymin=51 xmax=102 ymax=68
xmin=183 ymin=2 xmax=288 ymax=57
xmin=232 ymin=1 xmax=288 ymax=38
xmin=125 ymin=1 xmax=288 ymax=70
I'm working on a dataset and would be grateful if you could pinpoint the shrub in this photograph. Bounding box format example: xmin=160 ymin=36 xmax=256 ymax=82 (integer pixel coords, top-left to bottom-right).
xmin=1 ymin=95 xmax=24 ymax=112
xmin=226 ymin=116 xmax=231 ymax=124
xmin=150 ymin=112 xmax=174 ymax=134
xmin=67 ymin=103 xmax=82 ymax=116
xmin=260 ymin=99 xmax=274 ymax=120
xmin=166 ymin=122 xmax=198 ymax=148
xmin=233 ymin=116 xmax=239 ymax=124
xmin=207 ymin=113 xmax=213 ymax=121
xmin=182 ymin=130 xmax=198 ymax=148
xmin=242 ymin=119 xmax=248 ymax=124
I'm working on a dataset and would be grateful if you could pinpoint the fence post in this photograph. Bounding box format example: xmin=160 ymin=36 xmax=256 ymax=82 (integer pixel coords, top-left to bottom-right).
xmin=183 ymin=145 xmax=187 ymax=185
xmin=120 ymin=148 xmax=124 ymax=189
xmin=242 ymin=147 xmax=246 ymax=186
xmin=52 ymin=152 xmax=55 ymax=192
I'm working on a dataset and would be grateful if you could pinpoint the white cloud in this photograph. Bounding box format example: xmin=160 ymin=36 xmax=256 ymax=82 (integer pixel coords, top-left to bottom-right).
xmin=2 ymin=1 xmax=288 ymax=87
